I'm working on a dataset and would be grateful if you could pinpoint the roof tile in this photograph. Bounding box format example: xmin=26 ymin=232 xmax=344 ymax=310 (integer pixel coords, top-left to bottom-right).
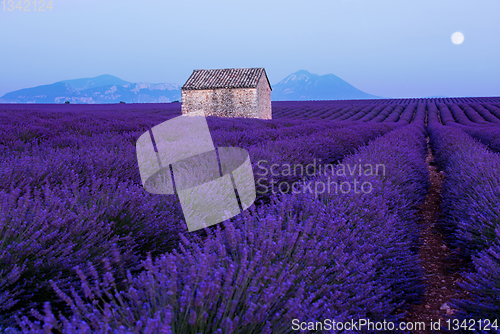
xmin=182 ymin=68 xmax=267 ymax=90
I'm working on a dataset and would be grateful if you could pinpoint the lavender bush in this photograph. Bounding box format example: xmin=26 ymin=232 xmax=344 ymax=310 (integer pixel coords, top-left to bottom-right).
xmin=457 ymin=125 xmax=500 ymax=154
xmin=0 ymin=106 xmax=399 ymax=330
xmin=396 ymin=103 xmax=417 ymax=124
xmin=437 ymin=102 xmax=456 ymax=125
xmin=2 ymin=98 xmax=500 ymax=332
xmin=11 ymin=122 xmax=430 ymax=333
xmin=451 ymin=228 xmax=500 ymax=325
xmin=459 ymin=104 xmax=489 ymax=124
xmin=482 ymin=103 xmax=500 ymax=120
xmin=427 ymin=122 xmax=500 ymax=258
xmin=470 ymin=103 xmax=500 ymax=123
xmin=447 ymin=103 xmax=476 ymax=126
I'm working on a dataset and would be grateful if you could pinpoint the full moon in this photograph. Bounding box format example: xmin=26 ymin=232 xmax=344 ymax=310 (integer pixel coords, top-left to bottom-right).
xmin=452 ymin=32 xmax=465 ymax=45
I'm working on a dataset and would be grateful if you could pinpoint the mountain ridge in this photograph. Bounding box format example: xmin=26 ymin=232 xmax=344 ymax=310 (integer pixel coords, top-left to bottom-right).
xmin=1 ymin=75 xmax=181 ymax=104
xmin=1 ymin=71 xmax=383 ymax=103
xmin=59 ymin=74 xmax=131 ymax=92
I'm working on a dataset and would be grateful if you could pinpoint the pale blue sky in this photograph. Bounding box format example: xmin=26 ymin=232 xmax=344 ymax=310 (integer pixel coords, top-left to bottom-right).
xmin=0 ymin=0 xmax=499 ymax=98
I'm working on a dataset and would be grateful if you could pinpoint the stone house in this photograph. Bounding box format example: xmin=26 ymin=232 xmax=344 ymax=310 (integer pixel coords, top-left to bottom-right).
xmin=181 ymin=68 xmax=272 ymax=119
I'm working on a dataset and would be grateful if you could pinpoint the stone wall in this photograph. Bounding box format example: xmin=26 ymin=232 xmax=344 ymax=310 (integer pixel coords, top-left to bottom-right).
xmin=182 ymin=88 xmax=258 ymax=118
xmin=256 ymin=74 xmax=272 ymax=119
xmin=181 ymin=72 xmax=272 ymax=119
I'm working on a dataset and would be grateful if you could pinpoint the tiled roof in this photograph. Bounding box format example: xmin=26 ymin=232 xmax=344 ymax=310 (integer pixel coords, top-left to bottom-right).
xmin=182 ymin=68 xmax=271 ymax=90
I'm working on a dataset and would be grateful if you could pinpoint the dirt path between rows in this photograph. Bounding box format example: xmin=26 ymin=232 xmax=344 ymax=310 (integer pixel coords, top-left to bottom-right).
xmin=402 ymin=138 xmax=469 ymax=333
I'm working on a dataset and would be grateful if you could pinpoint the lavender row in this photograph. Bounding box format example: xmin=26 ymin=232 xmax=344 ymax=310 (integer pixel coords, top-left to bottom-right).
xmin=455 ymin=125 xmax=500 ymax=154
xmin=427 ymin=122 xmax=500 ymax=256
xmin=436 ymin=102 xmax=455 ymax=125
xmin=396 ymin=103 xmax=417 ymax=124
xmin=482 ymin=103 xmax=500 ymax=120
xmin=335 ymin=105 xmax=367 ymax=120
xmin=0 ymin=111 xmax=397 ymax=201
xmin=247 ymin=122 xmax=399 ymax=203
xmin=427 ymin=122 xmax=500 ymax=321
xmin=426 ymin=101 xmax=500 ymax=127
xmin=470 ymin=103 xmax=500 ymax=123
xmin=208 ymin=118 xmax=393 ymax=149
xmin=429 ymin=101 xmax=500 ymax=154
xmin=0 ymin=110 xmax=398 ymax=329
xmin=436 ymin=102 xmax=500 ymax=126
xmin=451 ymin=229 xmax=500 ymax=322
xmin=0 ymin=110 xmax=398 ymax=201
xmin=0 ymin=109 xmax=388 ymax=154
xmin=0 ymin=173 xmax=187 ymax=324
xmin=204 ymin=119 xmax=399 ymax=206
xmin=4 ymin=99 xmax=500 ymax=125
xmin=12 ymin=124 xmax=429 ymax=333
xmin=359 ymin=105 xmax=387 ymax=121
xmin=271 ymin=98 xmax=500 ymax=121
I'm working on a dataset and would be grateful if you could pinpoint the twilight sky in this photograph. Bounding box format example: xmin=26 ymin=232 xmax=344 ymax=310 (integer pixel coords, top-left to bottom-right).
xmin=0 ymin=0 xmax=499 ymax=98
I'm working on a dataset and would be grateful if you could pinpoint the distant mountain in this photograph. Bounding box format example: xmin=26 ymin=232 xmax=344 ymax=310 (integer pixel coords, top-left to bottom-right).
xmin=271 ymin=70 xmax=382 ymax=101
xmin=2 ymin=71 xmax=383 ymax=103
xmin=1 ymin=75 xmax=181 ymax=103
xmin=59 ymin=74 xmax=131 ymax=91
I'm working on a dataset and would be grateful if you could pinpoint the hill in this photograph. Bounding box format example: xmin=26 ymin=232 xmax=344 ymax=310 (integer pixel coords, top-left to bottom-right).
xmin=271 ymin=70 xmax=382 ymax=101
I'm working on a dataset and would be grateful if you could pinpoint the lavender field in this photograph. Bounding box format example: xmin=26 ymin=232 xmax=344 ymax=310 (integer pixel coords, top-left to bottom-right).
xmin=1 ymin=98 xmax=499 ymax=333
